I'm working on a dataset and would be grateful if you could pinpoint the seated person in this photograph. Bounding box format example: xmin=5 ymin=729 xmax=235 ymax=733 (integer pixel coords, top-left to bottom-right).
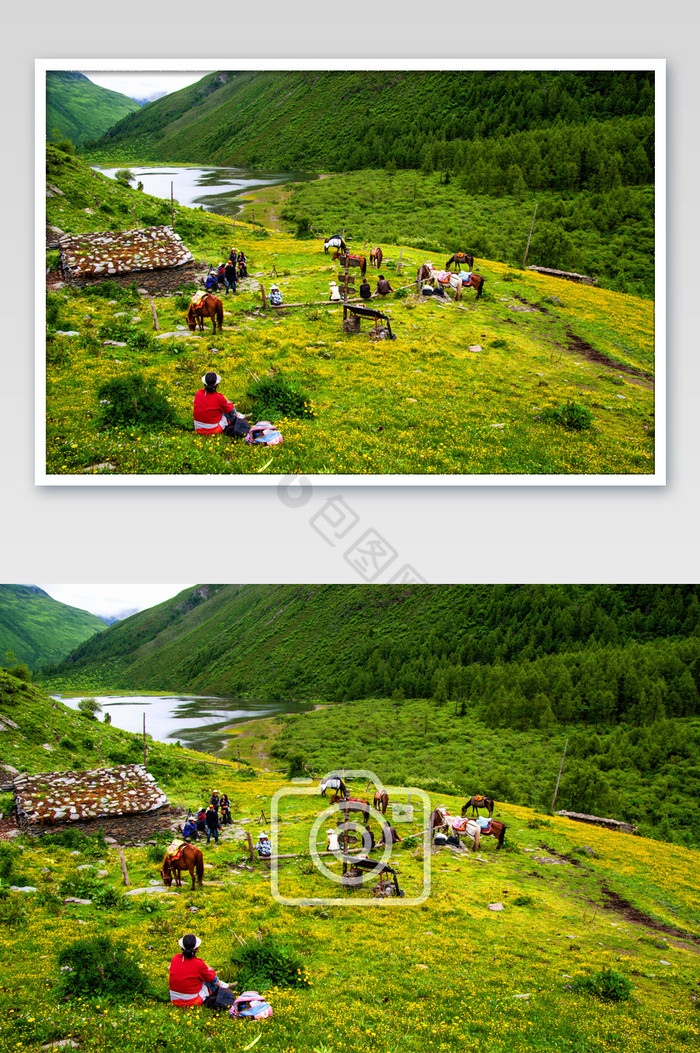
xmin=375 ymin=274 xmax=393 ymax=296
xmin=255 ymin=832 xmax=272 ymax=858
xmin=193 ymin=372 xmax=248 ymax=435
xmin=376 ymin=823 xmax=400 ymax=847
xmin=169 ymin=934 xmax=230 ymax=1007
xmin=196 ymin=808 xmax=207 ymax=833
xmin=269 ymin=283 xmax=283 ymax=306
xmin=359 ymin=278 xmax=372 ymax=300
xmin=204 ymin=272 xmax=219 ymax=293
xmin=183 ymin=818 xmax=198 ymax=841
xmin=329 ymin=281 xmax=342 ymax=302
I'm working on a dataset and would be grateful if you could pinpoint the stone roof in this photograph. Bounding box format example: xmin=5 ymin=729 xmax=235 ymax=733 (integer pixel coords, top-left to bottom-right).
xmin=59 ymin=225 xmax=193 ymax=279
xmin=13 ymin=764 xmax=169 ymax=825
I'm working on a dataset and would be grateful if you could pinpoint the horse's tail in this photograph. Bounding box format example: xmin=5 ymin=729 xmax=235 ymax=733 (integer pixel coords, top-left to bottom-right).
xmin=497 ymin=822 xmax=506 ymax=849
xmin=216 ymin=299 xmax=223 ymax=329
xmin=360 ymin=257 xmax=367 ymax=277
xmin=196 ymin=849 xmax=204 ymax=884
xmin=476 ymin=277 xmax=485 ymax=301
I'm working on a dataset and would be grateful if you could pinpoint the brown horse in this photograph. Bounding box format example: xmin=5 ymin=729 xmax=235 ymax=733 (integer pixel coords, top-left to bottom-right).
xmin=462 ymin=795 xmax=495 ymax=819
xmin=373 ymin=789 xmax=389 ymax=815
xmin=332 ymin=251 xmax=367 ymax=277
xmin=330 ymin=792 xmax=370 ymax=823
xmin=370 ymin=247 xmax=383 ymax=269
xmin=160 ymin=844 xmax=204 ymax=890
xmin=186 ymin=295 xmax=224 ymax=334
xmin=446 ymin=251 xmax=476 ymax=271
xmin=417 ymin=264 xmax=485 ymax=301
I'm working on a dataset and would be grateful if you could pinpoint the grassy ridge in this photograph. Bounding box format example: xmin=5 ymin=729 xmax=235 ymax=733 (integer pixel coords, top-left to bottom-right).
xmin=0 ymin=585 xmax=106 ymax=670
xmin=1 ymin=668 xmax=699 ymax=1053
xmin=44 ymin=151 xmax=655 ymax=478
xmin=47 ymin=71 xmax=140 ymax=146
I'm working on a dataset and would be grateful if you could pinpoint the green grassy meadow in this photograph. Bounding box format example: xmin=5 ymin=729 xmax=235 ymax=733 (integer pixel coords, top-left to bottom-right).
xmin=44 ymin=150 xmax=656 ymax=479
xmin=2 ymin=672 xmax=699 ymax=1053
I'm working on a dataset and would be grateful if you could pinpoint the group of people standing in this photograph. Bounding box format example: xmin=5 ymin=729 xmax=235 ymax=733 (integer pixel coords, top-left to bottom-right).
xmin=205 ymin=249 xmax=248 ymax=294
xmin=183 ymin=790 xmax=232 ymax=845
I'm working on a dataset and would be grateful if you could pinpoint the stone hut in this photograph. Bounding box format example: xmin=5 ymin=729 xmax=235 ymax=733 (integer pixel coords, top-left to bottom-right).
xmin=555 ymin=809 xmax=637 ymax=835
xmin=13 ymin=763 xmax=174 ymax=842
xmin=58 ymin=225 xmax=194 ymax=281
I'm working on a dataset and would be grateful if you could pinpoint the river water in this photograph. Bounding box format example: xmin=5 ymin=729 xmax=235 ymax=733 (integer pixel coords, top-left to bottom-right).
xmin=53 ymin=694 xmax=313 ymax=754
xmin=93 ymin=164 xmax=316 ymax=217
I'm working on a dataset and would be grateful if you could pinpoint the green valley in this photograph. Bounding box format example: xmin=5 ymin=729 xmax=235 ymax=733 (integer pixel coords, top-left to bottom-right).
xmin=0 ymin=585 xmax=107 ymax=670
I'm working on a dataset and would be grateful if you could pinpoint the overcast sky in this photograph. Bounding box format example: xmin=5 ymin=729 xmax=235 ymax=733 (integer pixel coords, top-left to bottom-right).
xmin=37 ymin=585 xmax=196 ymax=620
xmin=82 ymin=71 xmax=207 ymax=102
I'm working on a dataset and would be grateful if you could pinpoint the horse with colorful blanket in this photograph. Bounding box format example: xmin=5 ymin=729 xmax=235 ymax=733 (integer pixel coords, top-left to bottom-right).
xmin=417 ymin=263 xmax=485 ymax=301
xmin=333 ymin=251 xmax=367 ymax=277
xmin=430 ymin=806 xmax=506 ymax=851
xmin=160 ymin=843 xmax=204 ymax=890
xmin=187 ymin=294 xmax=224 ymax=334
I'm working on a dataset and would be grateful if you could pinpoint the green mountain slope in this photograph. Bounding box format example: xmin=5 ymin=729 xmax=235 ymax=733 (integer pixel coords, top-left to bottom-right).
xmin=46 ymin=71 xmax=140 ymax=146
xmin=0 ymin=585 xmax=107 ymax=670
xmin=45 ymin=584 xmax=700 ymax=714
xmin=84 ymin=69 xmax=654 ymax=192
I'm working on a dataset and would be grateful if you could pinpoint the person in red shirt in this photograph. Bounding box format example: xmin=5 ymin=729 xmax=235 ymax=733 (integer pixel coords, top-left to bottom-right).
xmin=193 ymin=372 xmax=247 ymax=435
xmin=168 ymin=934 xmax=230 ymax=1007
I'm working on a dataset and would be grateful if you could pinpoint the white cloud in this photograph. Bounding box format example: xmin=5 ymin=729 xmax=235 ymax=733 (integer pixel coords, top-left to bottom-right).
xmin=82 ymin=71 xmax=208 ymax=102
xmin=37 ymin=584 xmax=195 ymax=620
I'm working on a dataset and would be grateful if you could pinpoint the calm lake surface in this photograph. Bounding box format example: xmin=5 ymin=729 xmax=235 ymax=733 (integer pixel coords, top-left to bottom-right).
xmin=53 ymin=694 xmax=313 ymax=754
xmin=93 ymin=164 xmax=316 ymax=217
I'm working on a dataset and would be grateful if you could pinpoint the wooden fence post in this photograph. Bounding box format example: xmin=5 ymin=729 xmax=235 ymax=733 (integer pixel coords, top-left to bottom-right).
xmin=149 ymin=295 xmax=159 ymax=331
xmin=117 ymin=845 xmax=130 ymax=886
xmin=260 ymin=283 xmax=267 ymax=309
xmin=523 ymin=203 xmax=538 ymax=267
xmin=142 ymin=713 xmax=147 ymax=770
xmin=397 ymin=250 xmax=403 ymax=276
xmin=551 ymin=737 xmax=568 ymax=811
xmin=246 ymin=831 xmax=255 ymax=864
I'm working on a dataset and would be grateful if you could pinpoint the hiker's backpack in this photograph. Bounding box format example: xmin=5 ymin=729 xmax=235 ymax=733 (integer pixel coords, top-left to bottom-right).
xmin=245 ymin=421 xmax=283 ymax=446
xmin=229 ymin=991 xmax=273 ymax=1019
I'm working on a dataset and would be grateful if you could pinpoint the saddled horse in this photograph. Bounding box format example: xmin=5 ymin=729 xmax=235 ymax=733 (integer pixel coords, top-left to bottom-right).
xmin=161 ymin=844 xmax=204 ymax=890
xmin=330 ymin=792 xmax=370 ymax=823
xmin=446 ymin=251 xmax=476 ymax=271
xmin=187 ymin=294 xmax=224 ymax=334
xmin=373 ymin=789 xmax=389 ymax=815
xmin=333 ymin=251 xmax=367 ymax=277
xmin=320 ymin=775 xmax=348 ymax=798
xmin=462 ymin=795 xmax=495 ymax=819
xmin=417 ymin=263 xmax=485 ymax=301
xmin=430 ymin=806 xmax=506 ymax=851
xmin=325 ymin=234 xmax=348 ymax=255
xmin=370 ymin=247 xmax=383 ymax=269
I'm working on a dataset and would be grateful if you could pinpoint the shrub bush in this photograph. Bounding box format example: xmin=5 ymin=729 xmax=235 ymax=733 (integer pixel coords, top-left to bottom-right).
xmin=541 ymin=401 xmax=593 ymax=431
xmin=56 ymin=935 xmax=150 ymax=999
xmin=247 ymin=373 xmax=314 ymax=421
xmin=230 ymin=934 xmax=311 ymax=990
xmin=97 ymin=373 xmax=178 ymax=429
xmin=287 ymin=754 xmax=306 ymax=779
xmin=571 ymin=967 xmax=632 ymax=1002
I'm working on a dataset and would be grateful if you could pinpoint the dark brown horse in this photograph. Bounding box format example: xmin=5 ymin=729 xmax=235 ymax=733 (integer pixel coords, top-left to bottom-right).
xmin=476 ymin=819 xmax=507 ymax=850
xmin=370 ymin=247 xmax=383 ymax=269
xmin=373 ymin=789 xmax=389 ymax=815
xmin=446 ymin=251 xmax=475 ymax=271
xmin=186 ymin=295 xmax=224 ymax=334
xmin=161 ymin=844 xmax=204 ymax=890
xmin=330 ymin=793 xmax=370 ymax=823
xmin=332 ymin=251 xmax=367 ymax=277
xmin=462 ymin=795 xmax=495 ymax=819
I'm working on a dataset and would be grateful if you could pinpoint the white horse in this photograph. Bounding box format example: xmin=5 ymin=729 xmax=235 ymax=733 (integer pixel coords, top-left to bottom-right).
xmin=430 ymin=806 xmax=480 ymax=849
xmin=324 ymin=235 xmax=348 ymax=255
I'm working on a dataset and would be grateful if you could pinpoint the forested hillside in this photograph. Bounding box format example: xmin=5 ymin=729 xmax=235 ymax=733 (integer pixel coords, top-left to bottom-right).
xmin=0 ymin=585 xmax=106 ymax=670
xmin=42 ymin=583 xmax=700 ymax=846
xmin=46 ymin=71 xmax=140 ymax=146
xmin=45 ymin=585 xmax=699 ymax=723
xmin=84 ymin=69 xmax=655 ymax=194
